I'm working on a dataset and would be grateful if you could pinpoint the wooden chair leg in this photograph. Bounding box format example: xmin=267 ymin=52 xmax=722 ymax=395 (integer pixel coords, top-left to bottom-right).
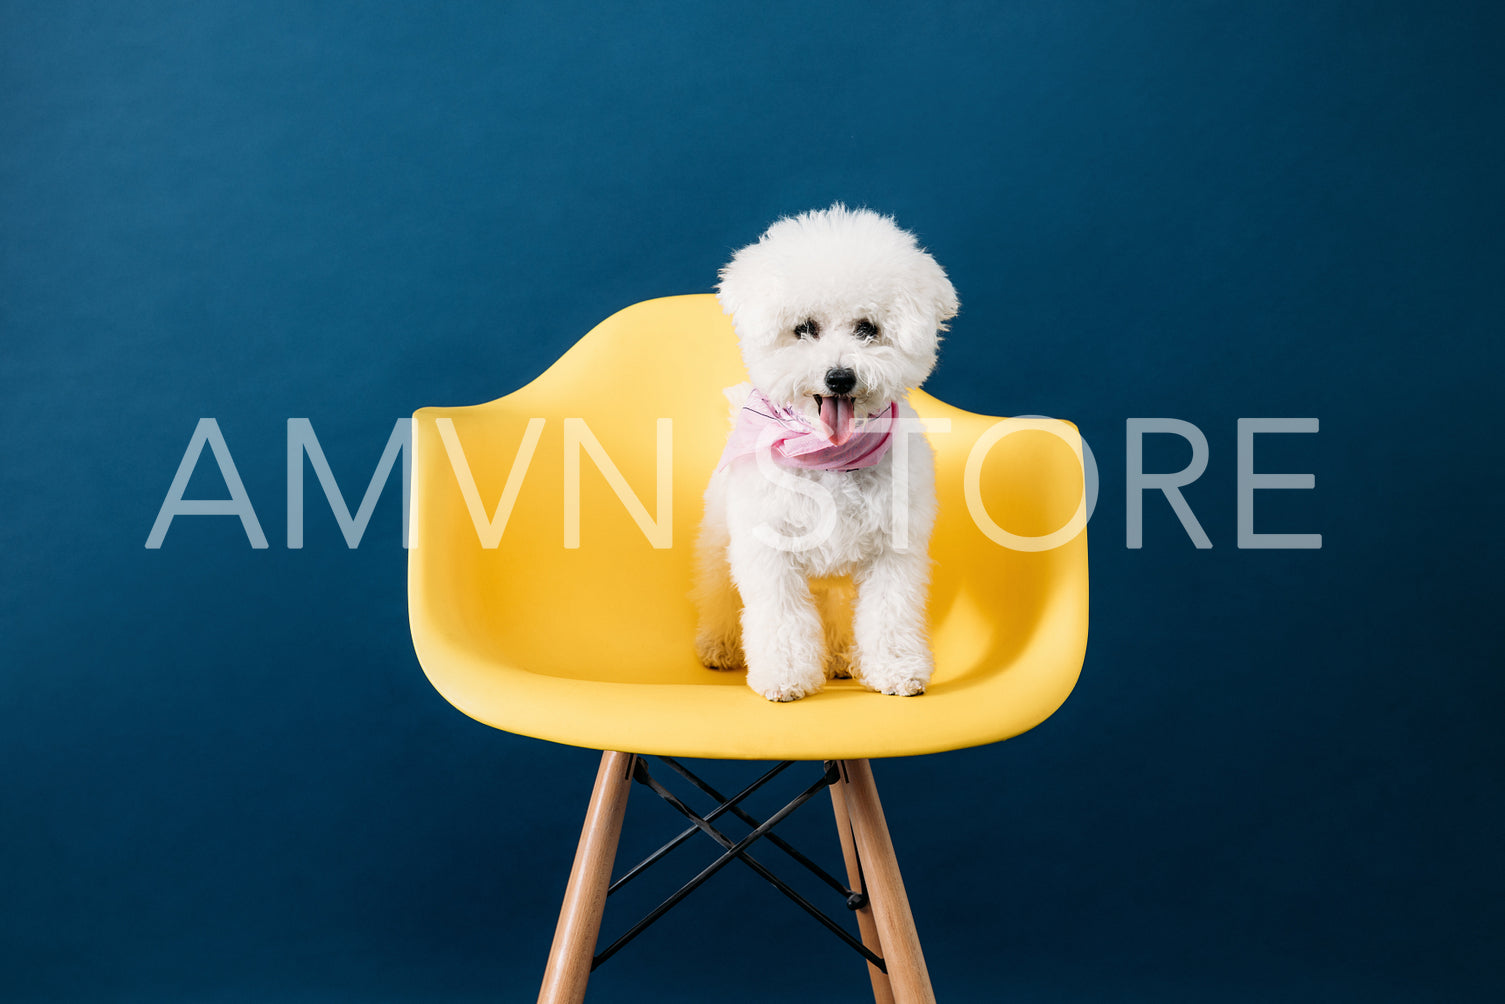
xmin=839 ymin=759 xmax=936 ymax=1004
xmin=831 ymin=776 xmax=896 ymax=1004
xmin=538 ymin=751 xmax=635 ymax=1004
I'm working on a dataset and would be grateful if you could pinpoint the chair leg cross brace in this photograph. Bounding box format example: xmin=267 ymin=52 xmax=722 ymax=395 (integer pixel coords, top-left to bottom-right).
xmin=592 ymin=758 xmax=883 ymax=972
xmin=605 ymin=759 xmax=793 ymax=897
xmin=539 ymin=753 xmax=935 ymax=1004
xmin=658 ymin=756 xmax=864 ymax=907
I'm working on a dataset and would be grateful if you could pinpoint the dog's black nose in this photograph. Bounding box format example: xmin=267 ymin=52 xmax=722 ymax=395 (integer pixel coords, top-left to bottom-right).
xmin=824 ymin=367 xmax=857 ymax=395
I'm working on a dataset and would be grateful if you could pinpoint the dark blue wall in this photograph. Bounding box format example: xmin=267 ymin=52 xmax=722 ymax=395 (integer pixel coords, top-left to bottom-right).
xmin=3 ymin=2 xmax=1500 ymax=1000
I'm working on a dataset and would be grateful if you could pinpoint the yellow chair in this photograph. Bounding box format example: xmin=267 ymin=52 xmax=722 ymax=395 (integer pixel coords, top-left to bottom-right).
xmin=408 ymin=294 xmax=1089 ymax=1003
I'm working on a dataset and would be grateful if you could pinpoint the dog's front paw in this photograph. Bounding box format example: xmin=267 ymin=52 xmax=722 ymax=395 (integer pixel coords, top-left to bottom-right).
xmin=746 ymin=663 xmax=826 ymax=702
xmin=874 ymin=675 xmax=927 ymax=697
xmin=858 ymin=655 xmax=932 ymax=697
xmin=695 ymin=632 xmax=745 ymax=672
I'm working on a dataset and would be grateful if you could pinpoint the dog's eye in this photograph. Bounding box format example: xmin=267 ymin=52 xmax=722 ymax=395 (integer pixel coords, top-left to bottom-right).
xmin=854 ymin=319 xmax=879 ymax=340
xmin=793 ymin=318 xmax=821 ymax=340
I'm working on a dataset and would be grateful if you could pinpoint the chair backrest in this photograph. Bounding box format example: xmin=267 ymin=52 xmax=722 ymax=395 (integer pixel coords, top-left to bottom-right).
xmin=409 ymin=294 xmax=1088 ymax=691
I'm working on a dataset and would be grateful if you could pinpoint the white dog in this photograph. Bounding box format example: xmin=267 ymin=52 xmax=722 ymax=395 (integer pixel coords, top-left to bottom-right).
xmin=693 ymin=205 xmax=959 ymax=701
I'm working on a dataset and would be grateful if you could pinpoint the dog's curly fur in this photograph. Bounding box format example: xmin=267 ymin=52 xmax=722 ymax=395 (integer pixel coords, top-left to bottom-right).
xmin=693 ymin=205 xmax=958 ymax=701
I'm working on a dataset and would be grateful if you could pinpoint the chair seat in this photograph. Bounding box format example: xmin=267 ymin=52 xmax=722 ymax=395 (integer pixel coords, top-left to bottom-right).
xmin=408 ymin=295 xmax=1089 ymax=760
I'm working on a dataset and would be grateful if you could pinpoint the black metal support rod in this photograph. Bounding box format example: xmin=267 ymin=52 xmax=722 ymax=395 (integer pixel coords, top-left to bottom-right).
xmin=659 ymin=756 xmax=855 ymax=900
xmin=607 ymin=760 xmax=793 ymax=896
xmin=631 ymin=764 xmax=883 ymax=970
xmin=592 ymin=765 xmax=838 ymax=970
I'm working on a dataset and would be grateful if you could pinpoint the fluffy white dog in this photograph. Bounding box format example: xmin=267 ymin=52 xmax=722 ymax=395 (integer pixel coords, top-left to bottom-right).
xmin=693 ymin=205 xmax=959 ymax=701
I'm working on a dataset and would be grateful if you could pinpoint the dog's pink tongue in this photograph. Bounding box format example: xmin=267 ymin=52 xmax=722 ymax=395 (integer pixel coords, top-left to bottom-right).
xmin=819 ymin=395 xmax=857 ymax=445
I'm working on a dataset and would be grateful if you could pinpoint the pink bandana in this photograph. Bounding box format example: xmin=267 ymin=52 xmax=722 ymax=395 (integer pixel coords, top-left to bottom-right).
xmin=717 ymin=389 xmax=898 ymax=472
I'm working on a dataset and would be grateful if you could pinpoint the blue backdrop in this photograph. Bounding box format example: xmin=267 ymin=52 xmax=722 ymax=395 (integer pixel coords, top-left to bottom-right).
xmin=3 ymin=2 xmax=1501 ymax=1001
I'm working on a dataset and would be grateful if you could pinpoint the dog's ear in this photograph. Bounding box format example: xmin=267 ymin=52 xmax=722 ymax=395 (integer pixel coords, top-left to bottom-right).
xmin=917 ymin=254 xmax=960 ymax=332
xmin=888 ymin=252 xmax=959 ymax=361
xmin=716 ymin=241 xmax=781 ymax=345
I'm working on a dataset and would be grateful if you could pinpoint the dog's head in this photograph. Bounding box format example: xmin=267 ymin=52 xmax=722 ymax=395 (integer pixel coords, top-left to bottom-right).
xmin=717 ymin=204 xmax=958 ymax=439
